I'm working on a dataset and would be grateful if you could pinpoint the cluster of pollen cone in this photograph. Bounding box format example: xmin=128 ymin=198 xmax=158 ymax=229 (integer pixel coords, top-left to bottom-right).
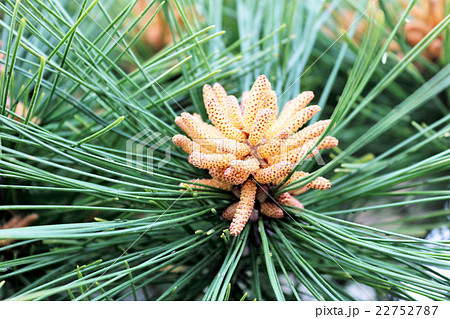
xmin=173 ymin=75 xmax=338 ymax=236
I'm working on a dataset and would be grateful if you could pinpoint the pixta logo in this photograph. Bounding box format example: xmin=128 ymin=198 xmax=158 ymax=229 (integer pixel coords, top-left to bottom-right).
xmin=126 ymin=129 xmax=171 ymax=174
